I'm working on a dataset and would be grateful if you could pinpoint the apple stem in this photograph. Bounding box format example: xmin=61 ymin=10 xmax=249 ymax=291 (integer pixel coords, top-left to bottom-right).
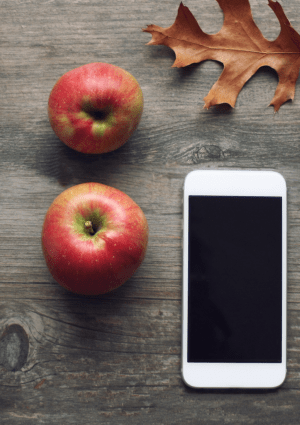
xmin=85 ymin=220 xmax=95 ymax=235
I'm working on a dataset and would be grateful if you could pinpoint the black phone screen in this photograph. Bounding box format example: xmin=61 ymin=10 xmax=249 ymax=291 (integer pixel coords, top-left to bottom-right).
xmin=188 ymin=196 xmax=282 ymax=363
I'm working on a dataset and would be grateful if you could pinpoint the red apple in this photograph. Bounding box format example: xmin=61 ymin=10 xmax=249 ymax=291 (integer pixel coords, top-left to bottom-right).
xmin=42 ymin=182 xmax=148 ymax=295
xmin=48 ymin=63 xmax=143 ymax=154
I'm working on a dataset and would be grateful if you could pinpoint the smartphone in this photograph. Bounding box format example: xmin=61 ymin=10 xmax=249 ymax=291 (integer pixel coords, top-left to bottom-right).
xmin=182 ymin=170 xmax=287 ymax=389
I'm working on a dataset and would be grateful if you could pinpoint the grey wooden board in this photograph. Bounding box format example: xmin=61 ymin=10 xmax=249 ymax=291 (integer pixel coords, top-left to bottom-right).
xmin=1 ymin=0 xmax=300 ymax=423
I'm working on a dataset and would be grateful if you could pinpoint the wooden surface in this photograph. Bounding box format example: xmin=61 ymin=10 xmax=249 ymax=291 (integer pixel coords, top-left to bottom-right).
xmin=1 ymin=0 xmax=300 ymax=423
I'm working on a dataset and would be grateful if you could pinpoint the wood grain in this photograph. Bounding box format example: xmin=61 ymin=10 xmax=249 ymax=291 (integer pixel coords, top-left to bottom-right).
xmin=1 ymin=0 xmax=300 ymax=423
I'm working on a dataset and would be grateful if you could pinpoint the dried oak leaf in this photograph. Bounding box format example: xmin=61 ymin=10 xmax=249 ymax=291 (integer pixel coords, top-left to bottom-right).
xmin=143 ymin=0 xmax=300 ymax=111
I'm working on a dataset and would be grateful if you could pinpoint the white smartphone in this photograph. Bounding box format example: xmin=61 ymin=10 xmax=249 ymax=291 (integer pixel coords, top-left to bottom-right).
xmin=182 ymin=170 xmax=287 ymax=389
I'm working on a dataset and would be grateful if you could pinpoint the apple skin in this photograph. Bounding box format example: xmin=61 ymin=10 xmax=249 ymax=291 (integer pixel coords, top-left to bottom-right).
xmin=48 ymin=63 xmax=143 ymax=154
xmin=42 ymin=182 xmax=148 ymax=295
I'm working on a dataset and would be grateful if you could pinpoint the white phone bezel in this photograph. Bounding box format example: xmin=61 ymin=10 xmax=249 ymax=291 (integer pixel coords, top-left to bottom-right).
xmin=182 ymin=170 xmax=287 ymax=389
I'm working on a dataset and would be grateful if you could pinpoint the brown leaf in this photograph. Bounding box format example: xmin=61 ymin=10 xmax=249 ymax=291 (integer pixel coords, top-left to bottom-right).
xmin=143 ymin=0 xmax=300 ymax=111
